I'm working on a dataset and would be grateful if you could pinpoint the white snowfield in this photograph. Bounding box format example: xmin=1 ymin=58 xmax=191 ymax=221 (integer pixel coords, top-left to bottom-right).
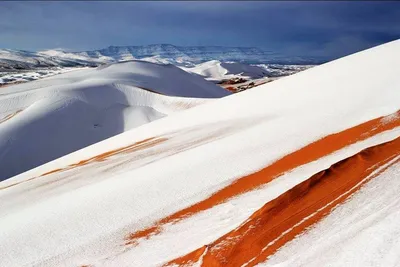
xmin=0 ymin=60 xmax=228 ymax=180
xmin=181 ymin=60 xmax=269 ymax=82
xmin=0 ymin=40 xmax=399 ymax=267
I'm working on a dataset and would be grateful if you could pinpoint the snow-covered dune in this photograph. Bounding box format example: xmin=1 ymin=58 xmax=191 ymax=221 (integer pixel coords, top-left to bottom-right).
xmin=182 ymin=60 xmax=269 ymax=82
xmin=0 ymin=60 xmax=229 ymax=180
xmin=0 ymin=40 xmax=399 ymax=267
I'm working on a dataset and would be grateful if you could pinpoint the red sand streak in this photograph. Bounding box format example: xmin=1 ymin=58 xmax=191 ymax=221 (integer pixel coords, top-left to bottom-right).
xmin=0 ymin=81 xmax=26 ymax=88
xmin=68 ymin=137 xmax=166 ymax=168
xmin=166 ymin=137 xmax=400 ymax=267
xmin=225 ymin=87 xmax=236 ymax=93
xmin=0 ymin=137 xmax=166 ymax=190
xmin=0 ymin=109 xmax=22 ymax=124
xmin=125 ymin=111 xmax=400 ymax=245
xmin=40 ymin=168 xmax=64 ymax=176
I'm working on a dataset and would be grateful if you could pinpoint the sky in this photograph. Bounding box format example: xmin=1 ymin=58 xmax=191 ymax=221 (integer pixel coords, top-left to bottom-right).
xmin=1 ymin=1 xmax=399 ymax=59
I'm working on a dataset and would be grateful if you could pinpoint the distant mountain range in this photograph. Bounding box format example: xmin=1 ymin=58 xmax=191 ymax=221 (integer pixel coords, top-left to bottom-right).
xmin=66 ymin=44 xmax=327 ymax=64
xmin=0 ymin=44 xmax=325 ymax=71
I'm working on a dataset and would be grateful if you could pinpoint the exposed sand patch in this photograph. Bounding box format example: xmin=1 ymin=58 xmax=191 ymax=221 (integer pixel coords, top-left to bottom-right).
xmin=166 ymin=137 xmax=400 ymax=267
xmin=0 ymin=137 xmax=166 ymax=191
xmin=125 ymin=111 xmax=400 ymax=246
xmin=0 ymin=81 xmax=26 ymax=88
xmin=0 ymin=109 xmax=22 ymax=124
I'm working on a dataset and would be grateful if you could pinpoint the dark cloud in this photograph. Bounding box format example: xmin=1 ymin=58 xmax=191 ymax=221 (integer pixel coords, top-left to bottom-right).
xmin=0 ymin=1 xmax=399 ymax=59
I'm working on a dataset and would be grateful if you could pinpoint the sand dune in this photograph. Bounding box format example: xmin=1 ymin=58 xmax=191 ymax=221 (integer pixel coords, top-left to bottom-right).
xmin=167 ymin=137 xmax=400 ymax=266
xmin=181 ymin=60 xmax=269 ymax=82
xmin=124 ymin=110 xmax=400 ymax=247
xmin=0 ymin=60 xmax=228 ymax=180
xmin=0 ymin=40 xmax=398 ymax=267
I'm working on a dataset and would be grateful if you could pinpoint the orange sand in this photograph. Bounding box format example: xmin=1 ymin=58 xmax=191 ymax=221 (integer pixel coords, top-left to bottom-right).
xmin=68 ymin=137 xmax=166 ymax=168
xmin=0 ymin=137 xmax=166 ymax=190
xmin=0 ymin=109 xmax=22 ymax=124
xmin=0 ymin=81 xmax=26 ymax=88
xmin=167 ymin=136 xmax=400 ymax=266
xmin=125 ymin=111 xmax=400 ymax=245
xmin=40 ymin=168 xmax=64 ymax=177
xmin=224 ymin=86 xmax=237 ymax=93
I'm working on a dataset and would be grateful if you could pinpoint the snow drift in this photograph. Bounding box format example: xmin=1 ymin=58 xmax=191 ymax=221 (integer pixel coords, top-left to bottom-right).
xmin=0 ymin=60 xmax=229 ymax=180
xmin=0 ymin=40 xmax=399 ymax=267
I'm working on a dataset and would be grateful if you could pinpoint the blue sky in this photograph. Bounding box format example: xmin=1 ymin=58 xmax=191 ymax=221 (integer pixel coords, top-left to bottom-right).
xmin=1 ymin=1 xmax=399 ymax=59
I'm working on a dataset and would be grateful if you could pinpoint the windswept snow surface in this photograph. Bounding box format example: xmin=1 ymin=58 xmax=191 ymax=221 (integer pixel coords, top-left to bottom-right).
xmin=0 ymin=60 xmax=228 ymax=180
xmin=181 ymin=60 xmax=269 ymax=82
xmin=0 ymin=40 xmax=399 ymax=267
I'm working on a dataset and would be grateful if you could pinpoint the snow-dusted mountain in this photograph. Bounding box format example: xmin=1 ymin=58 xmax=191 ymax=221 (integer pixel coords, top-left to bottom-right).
xmin=0 ymin=44 xmax=323 ymax=71
xmin=0 ymin=49 xmax=100 ymax=71
xmin=75 ymin=44 xmax=322 ymax=64
xmin=79 ymin=44 xmax=273 ymax=63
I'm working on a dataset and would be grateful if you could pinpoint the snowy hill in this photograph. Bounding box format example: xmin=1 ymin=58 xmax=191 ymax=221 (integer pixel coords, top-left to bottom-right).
xmin=0 ymin=60 xmax=228 ymax=180
xmin=0 ymin=40 xmax=399 ymax=267
xmin=0 ymin=49 xmax=100 ymax=71
xmin=38 ymin=49 xmax=114 ymax=64
xmin=181 ymin=60 xmax=270 ymax=82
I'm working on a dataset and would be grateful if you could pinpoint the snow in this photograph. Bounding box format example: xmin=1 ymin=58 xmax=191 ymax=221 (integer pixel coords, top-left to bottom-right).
xmin=0 ymin=60 xmax=227 ymax=179
xmin=0 ymin=49 xmax=98 ymax=70
xmin=256 ymin=64 xmax=315 ymax=77
xmin=1 ymin=44 xmax=320 ymax=73
xmin=0 ymin=67 xmax=84 ymax=86
xmin=38 ymin=50 xmax=113 ymax=63
xmin=181 ymin=60 xmax=269 ymax=82
xmin=0 ymin=39 xmax=399 ymax=266
xmin=75 ymin=44 xmax=296 ymax=65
